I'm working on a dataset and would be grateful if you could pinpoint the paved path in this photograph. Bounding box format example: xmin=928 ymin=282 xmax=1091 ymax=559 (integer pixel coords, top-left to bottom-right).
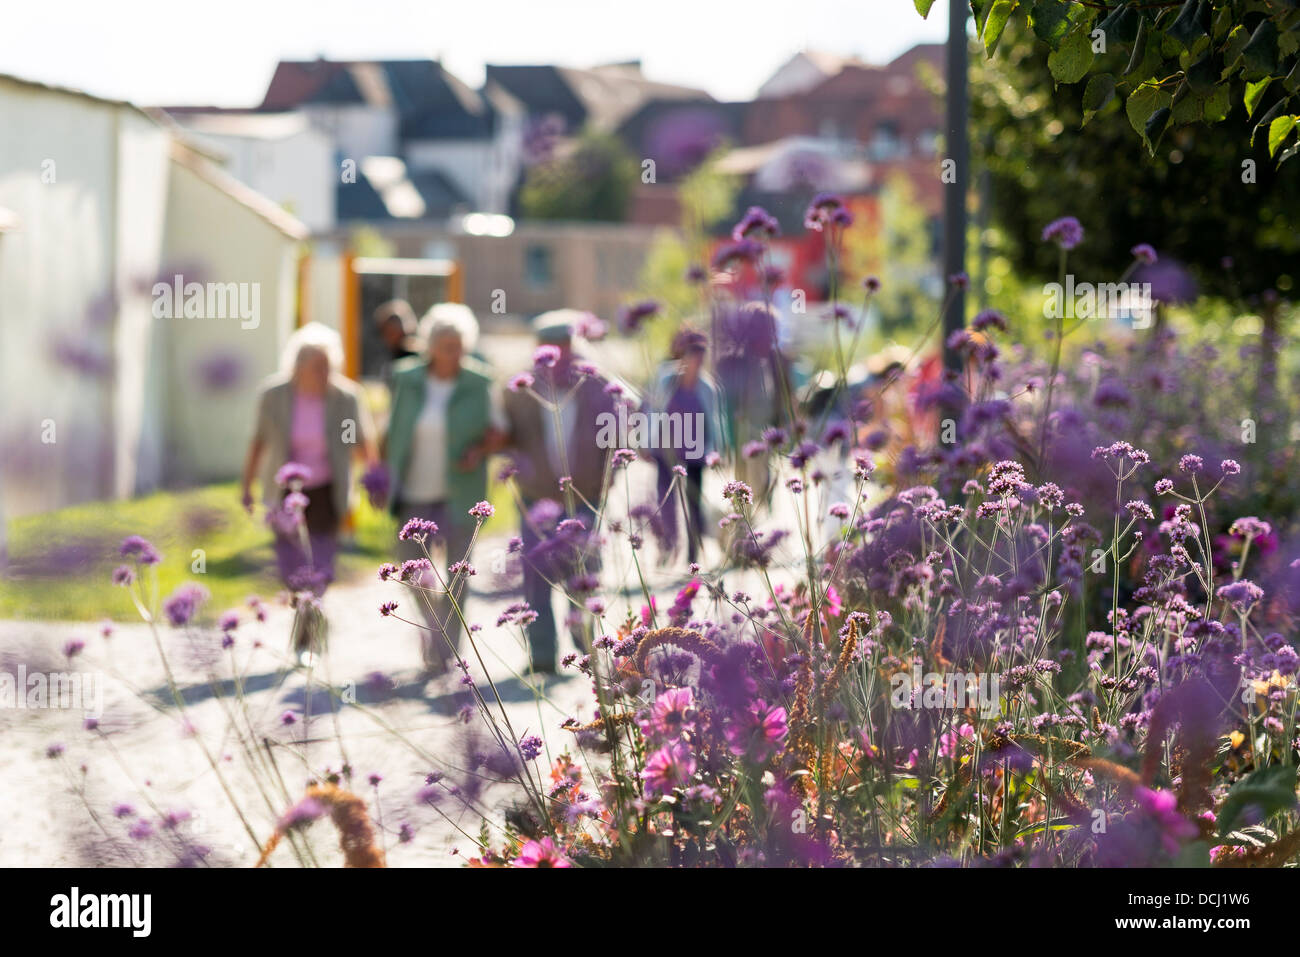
xmin=0 ymin=442 xmax=853 ymax=867
xmin=0 ymin=546 xmax=607 ymax=868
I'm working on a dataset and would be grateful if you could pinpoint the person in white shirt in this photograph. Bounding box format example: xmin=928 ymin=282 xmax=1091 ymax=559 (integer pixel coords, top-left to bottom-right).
xmin=386 ymin=304 xmax=505 ymax=676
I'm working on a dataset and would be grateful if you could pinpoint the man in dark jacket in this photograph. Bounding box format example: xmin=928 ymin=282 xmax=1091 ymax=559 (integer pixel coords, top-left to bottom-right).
xmin=501 ymin=311 xmax=620 ymax=675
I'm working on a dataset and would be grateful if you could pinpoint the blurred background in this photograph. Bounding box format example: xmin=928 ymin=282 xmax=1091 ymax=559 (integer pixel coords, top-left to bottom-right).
xmin=0 ymin=0 xmax=1294 ymax=616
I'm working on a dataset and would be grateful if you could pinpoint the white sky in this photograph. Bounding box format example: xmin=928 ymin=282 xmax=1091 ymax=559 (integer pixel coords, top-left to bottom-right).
xmin=0 ymin=0 xmax=950 ymax=107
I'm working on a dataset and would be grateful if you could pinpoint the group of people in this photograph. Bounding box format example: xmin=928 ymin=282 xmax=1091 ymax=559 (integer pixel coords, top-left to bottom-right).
xmin=240 ymin=301 xmax=725 ymax=679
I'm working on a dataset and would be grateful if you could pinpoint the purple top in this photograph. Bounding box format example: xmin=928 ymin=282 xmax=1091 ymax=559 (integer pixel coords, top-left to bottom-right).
xmin=289 ymin=393 xmax=332 ymax=487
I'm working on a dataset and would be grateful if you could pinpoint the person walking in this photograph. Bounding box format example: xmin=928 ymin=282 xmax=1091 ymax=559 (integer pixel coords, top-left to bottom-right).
xmin=645 ymin=328 xmax=726 ymax=566
xmin=372 ymin=299 xmax=421 ymax=380
xmin=386 ymin=303 xmax=503 ymax=674
xmin=242 ymin=323 xmax=377 ymax=589
xmin=501 ymin=311 xmax=619 ymax=675
xmin=241 ymin=323 xmax=377 ymax=653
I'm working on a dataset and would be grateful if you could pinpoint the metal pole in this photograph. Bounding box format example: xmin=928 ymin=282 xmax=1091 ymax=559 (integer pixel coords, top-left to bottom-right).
xmin=942 ymin=0 xmax=969 ymax=373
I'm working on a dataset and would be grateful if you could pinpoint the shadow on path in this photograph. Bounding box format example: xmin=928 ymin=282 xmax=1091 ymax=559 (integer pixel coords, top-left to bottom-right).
xmin=138 ymin=667 xmax=578 ymax=720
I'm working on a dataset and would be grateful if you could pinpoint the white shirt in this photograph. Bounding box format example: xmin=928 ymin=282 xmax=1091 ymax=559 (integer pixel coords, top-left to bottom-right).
xmin=402 ymin=377 xmax=456 ymax=502
xmin=403 ymin=373 xmax=507 ymax=503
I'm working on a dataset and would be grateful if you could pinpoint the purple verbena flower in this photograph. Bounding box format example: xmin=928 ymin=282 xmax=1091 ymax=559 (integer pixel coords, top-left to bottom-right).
xmin=119 ymin=535 xmax=161 ymax=565
xmin=162 ymin=583 xmax=210 ymax=627
xmin=1042 ymin=216 xmax=1084 ymax=250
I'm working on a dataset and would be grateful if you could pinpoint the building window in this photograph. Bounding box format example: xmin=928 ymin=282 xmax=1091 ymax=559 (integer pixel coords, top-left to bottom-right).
xmin=525 ymin=244 xmax=554 ymax=289
xmin=871 ymin=122 xmax=902 ymax=161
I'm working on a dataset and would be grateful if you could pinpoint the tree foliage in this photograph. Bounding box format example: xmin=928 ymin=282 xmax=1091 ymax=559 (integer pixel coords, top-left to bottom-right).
xmin=971 ymin=16 xmax=1299 ymax=300
xmin=917 ymin=0 xmax=1300 ymax=164
xmin=519 ymin=130 xmax=640 ymax=222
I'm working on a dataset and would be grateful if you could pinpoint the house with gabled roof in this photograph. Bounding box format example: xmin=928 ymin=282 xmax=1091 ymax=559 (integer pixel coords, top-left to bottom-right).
xmin=486 ymin=61 xmax=713 ymax=139
xmin=254 ymin=58 xmax=525 ymax=220
xmin=757 ymin=49 xmax=873 ymax=99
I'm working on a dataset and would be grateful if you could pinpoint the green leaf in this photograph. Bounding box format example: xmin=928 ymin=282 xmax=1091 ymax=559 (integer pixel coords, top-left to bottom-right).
xmin=914 ymin=0 xmax=937 ymax=17
xmin=1097 ymin=2 xmax=1141 ymax=46
xmin=1269 ymin=114 xmax=1299 ymax=157
xmin=1204 ymin=83 xmax=1231 ymax=122
xmin=1211 ymin=6 xmax=1235 ymax=43
xmin=1282 ymin=27 xmax=1300 ymax=60
xmin=983 ymin=0 xmax=1018 ymax=58
xmin=1171 ymin=88 xmax=1203 ymax=124
xmin=1186 ymin=53 xmax=1219 ymax=94
xmin=1145 ymin=105 xmax=1172 ymax=146
xmin=1252 ymin=98 xmax=1288 ymax=146
xmin=1123 ymin=15 xmax=1149 ymax=76
xmin=1126 ymin=83 xmax=1172 ymax=152
xmin=1217 ymin=765 xmax=1298 ymax=837
xmin=1082 ymin=72 xmax=1116 ymax=124
xmin=1171 ymin=840 xmax=1212 ymax=868
xmin=1167 ymin=0 xmax=1208 ymax=50
xmin=1245 ymin=78 xmax=1273 ymax=119
xmin=1049 ymin=27 xmax=1095 ymax=85
xmin=1030 ymin=0 xmax=1074 ymax=49
xmin=1219 ymin=825 xmax=1276 ymax=848
xmin=1223 ymin=24 xmax=1251 ymax=69
xmin=1242 ymin=19 xmax=1280 ymax=81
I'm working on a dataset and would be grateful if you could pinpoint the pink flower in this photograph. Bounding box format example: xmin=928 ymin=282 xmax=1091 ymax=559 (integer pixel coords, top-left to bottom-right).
xmin=725 ymin=700 xmax=788 ymax=761
xmin=825 ymin=584 xmax=843 ymax=618
xmin=640 ymin=687 xmax=696 ymax=739
xmin=275 ymin=462 xmax=312 ymax=488
xmin=279 ymin=796 xmax=326 ymax=831
xmin=1130 ymin=243 xmax=1157 ymax=265
xmin=533 ymin=345 xmax=561 ymax=369
xmin=938 ymin=723 xmax=975 ymax=759
xmin=511 ymin=837 xmax=572 ymax=868
xmin=1135 ymin=786 xmax=1197 ymax=855
xmin=641 ymin=740 xmax=696 ymax=796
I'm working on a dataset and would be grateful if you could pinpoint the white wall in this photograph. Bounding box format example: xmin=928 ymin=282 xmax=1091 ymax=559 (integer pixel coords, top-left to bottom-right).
xmin=403 ymin=138 xmax=494 ymax=211
xmin=158 ymin=160 xmax=300 ymax=484
xmin=0 ymin=77 xmax=303 ymax=518
xmin=0 ymin=79 xmax=143 ymax=515
xmin=187 ymin=125 xmax=336 ymax=233
xmin=302 ymin=104 xmax=396 ymax=164
xmin=112 ymin=110 xmax=172 ymax=499
xmin=305 ymin=238 xmax=344 ymax=332
xmin=486 ymin=114 xmax=526 ymax=214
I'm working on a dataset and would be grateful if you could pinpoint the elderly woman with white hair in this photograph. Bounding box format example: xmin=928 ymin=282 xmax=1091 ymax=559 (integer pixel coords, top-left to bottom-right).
xmin=387 ymin=302 xmax=505 ymax=675
xmin=240 ymin=322 xmax=377 ymax=596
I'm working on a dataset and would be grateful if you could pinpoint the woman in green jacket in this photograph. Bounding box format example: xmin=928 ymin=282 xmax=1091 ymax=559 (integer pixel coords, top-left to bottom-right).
xmin=386 ymin=304 xmax=504 ymax=675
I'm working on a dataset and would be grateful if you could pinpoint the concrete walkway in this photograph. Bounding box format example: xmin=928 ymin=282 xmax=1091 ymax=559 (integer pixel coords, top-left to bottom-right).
xmin=0 ymin=441 xmax=849 ymax=867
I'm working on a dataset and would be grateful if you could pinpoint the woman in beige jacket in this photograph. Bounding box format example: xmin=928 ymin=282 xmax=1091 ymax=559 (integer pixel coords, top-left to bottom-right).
xmin=240 ymin=324 xmax=377 ymax=596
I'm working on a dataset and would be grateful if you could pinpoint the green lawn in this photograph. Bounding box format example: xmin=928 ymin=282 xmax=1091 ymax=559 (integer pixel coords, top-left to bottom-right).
xmin=0 ymin=478 xmax=518 ymax=622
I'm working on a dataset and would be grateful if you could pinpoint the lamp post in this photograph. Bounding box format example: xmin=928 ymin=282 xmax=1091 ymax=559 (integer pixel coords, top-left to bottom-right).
xmin=941 ymin=0 xmax=969 ymax=374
